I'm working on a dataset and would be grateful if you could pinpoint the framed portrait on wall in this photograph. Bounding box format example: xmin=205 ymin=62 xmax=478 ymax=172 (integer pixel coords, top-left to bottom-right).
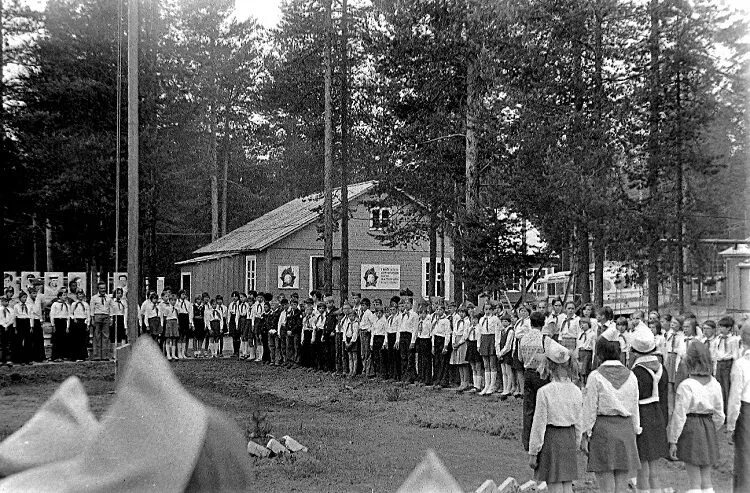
xmin=278 ymin=265 xmax=300 ymax=289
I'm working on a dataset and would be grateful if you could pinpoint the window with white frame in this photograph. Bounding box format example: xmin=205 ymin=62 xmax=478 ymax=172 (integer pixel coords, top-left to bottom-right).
xmin=245 ymin=255 xmax=257 ymax=293
xmin=422 ymin=257 xmax=450 ymax=300
xmin=369 ymin=207 xmax=391 ymax=230
xmin=180 ymin=272 xmax=191 ymax=295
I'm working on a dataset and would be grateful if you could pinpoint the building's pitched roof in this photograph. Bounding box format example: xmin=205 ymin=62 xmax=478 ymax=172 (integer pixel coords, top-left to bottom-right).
xmin=719 ymin=237 xmax=750 ymax=257
xmin=190 ymin=181 xmax=377 ymax=257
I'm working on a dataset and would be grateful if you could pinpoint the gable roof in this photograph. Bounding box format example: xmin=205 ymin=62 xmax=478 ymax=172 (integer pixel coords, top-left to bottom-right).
xmin=190 ymin=181 xmax=377 ymax=256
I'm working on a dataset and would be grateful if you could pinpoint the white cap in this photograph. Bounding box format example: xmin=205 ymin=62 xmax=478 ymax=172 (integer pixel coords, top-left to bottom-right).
xmin=631 ymin=328 xmax=656 ymax=353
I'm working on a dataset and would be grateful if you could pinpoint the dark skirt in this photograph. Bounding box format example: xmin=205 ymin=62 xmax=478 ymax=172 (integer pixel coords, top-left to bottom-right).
xmin=511 ymin=339 xmax=524 ymax=371
xmin=478 ymin=334 xmax=496 ymax=356
xmin=637 ymin=402 xmax=668 ymax=462
xmin=735 ymin=402 xmax=750 ymax=492
xmin=677 ymin=414 xmax=719 ymax=466
xmin=178 ymin=313 xmax=190 ymax=339
xmin=148 ymin=316 xmax=162 ymax=336
xmin=466 ymin=340 xmax=482 ymax=363
xmin=193 ymin=318 xmax=206 ymax=339
xmin=535 ymin=425 xmax=578 ymax=483
xmin=497 ymin=331 xmax=512 ymax=364
xmin=587 ymin=415 xmax=640 ymax=473
xmin=209 ymin=320 xmax=222 ymax=338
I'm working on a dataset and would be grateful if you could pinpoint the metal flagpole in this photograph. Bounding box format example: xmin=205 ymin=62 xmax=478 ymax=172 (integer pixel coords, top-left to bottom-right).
xmin=114 ymin=0 xmax=123 ymax=344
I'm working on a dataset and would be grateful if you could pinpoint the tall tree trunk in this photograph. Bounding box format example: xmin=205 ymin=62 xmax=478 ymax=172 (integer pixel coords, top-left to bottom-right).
xmin=32 ymin=215 xmax=39 ymax=271
xmin=0 ymin=0 xmax=6 ymax=272
xmin=452 ymin=179 xmax=464 ymax=303
xmin=575 ymin=222 xmax=591 ymax=304
xmin=339 ymin=0 xmax=349 ymax=306
xmin=591 ymin=0 xmax=605 ymax=307
xmin=465 ymin=56 xmax=480 ymax=217
xmin=428 ymin=213 xmax=438 ymax=298
xmin=646 ymin=0 xmax=661 ymax=312
xmin=210 ymin=117 xmax=219 ymax=241
xmin=322 ymin=0 xmax=334 ymax=296
xmin=45 ymin=218 xmax=54 ymax=271
xmin=221 ymin=129 xmax=229 ymax=237
xmin=676 ymin=70 xmax=685 ymax=311
xmin=592 ymin=234 xmax=605 ymax=307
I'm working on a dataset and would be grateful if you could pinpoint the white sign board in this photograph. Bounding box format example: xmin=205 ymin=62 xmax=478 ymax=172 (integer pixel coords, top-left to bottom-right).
xmin=361 ymin=264 xmax=401 ymax=290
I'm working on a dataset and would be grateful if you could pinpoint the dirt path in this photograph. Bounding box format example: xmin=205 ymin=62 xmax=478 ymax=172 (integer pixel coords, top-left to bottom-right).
xmin=0 ymin=360 xmax=735 ymax=492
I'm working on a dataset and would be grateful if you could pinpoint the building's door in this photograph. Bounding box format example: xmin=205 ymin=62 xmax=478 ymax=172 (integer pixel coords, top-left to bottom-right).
xmin=312 ymin=257 xmax=340 ymax=298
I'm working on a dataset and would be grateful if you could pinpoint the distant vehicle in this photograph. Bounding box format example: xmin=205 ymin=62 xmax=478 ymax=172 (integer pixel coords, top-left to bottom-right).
xmin=531 ymin=262 xmax=645 ymax=315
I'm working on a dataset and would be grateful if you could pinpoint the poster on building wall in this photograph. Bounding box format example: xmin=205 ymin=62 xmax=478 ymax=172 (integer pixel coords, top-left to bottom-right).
xmin=20 ymin=271 xmax=42 ymax=293
xmin=67 ymin=272 xmax=87 ymax=295
xmin=278 ymin=265 xmax=300 ymax=289
xmin=361 ymin=264 xmax=401 ymax=290
xmin=3 ymin=272 xmax=17 ymax=298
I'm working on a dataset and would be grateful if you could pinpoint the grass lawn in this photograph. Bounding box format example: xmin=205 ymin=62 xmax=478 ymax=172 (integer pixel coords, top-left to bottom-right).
xmin=0 ymin=359 xmax=735 ymax=492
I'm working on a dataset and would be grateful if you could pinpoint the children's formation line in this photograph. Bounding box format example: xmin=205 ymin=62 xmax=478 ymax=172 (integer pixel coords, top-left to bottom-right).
xmin=2 ymin=282 xmax=750 ymax=493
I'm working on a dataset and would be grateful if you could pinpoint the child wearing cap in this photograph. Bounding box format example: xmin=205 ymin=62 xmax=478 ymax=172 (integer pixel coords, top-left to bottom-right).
xmin=667 ymin=341 xmax=724 ymax=493
xmin=631 ymin=328 xmax=669 ymax=493
xmin=581 ymin=329 xmax=641 ymax=492
xmin=528 ymin=338 xmax=582 ymax=492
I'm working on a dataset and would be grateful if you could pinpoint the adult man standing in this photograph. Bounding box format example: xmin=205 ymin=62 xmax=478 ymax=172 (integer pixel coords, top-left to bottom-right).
xmin=727 ymin=321 xmax=750 ymax=491
xmin=90 ymin=282 xmax=113 ymax=361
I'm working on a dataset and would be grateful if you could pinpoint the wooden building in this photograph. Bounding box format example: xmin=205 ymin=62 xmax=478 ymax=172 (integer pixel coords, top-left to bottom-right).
xmin=719 ymin=239 xmax=750 ymax=312
xmin=176 ymin=181 xmax=454 ymax=302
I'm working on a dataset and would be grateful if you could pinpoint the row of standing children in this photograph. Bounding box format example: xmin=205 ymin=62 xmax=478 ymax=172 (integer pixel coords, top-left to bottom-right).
xmin=0 ymin=283 xmax=130 ymax=366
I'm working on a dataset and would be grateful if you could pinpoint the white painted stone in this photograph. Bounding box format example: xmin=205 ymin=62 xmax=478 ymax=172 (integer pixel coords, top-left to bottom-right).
xmin=536 ymin=481 xmax=547 ymax=492
xmin=246 ymin=440 xmax=271 ymax=458
xmin=475 ymin=479 xmax=498 ymax=493
xmin=497 ymin=477 xmax=519 ymax=493
xmin=266 ymin=438 xmax=289 ymax=455
xmin=519 ymin=480 xmax=537 ymax=492
xmin=281 ymin=435 xmax=308 ymax=453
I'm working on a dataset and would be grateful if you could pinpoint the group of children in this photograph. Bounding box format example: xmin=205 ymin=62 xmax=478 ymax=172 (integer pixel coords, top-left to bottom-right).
xmin=3 ymin=282 xmax=748 ymax=492
xmin=522 ymin=302 xmax=747 ymax=493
